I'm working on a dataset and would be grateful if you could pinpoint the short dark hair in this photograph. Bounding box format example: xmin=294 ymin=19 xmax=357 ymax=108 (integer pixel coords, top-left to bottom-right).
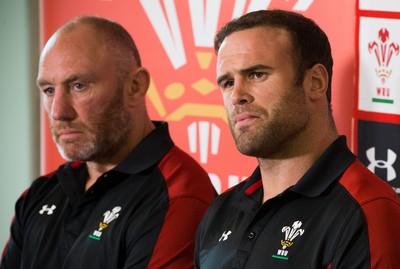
xmin=215 ymin=10 xmax=333 ymax=105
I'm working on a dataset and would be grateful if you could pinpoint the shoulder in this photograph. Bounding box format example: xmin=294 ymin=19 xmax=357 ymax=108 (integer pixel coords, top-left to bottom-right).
xmin=338 ymin=158 xmax=400 ymax=230
xmin=20 ymin=162 xmax=75 ymax=206
xmin=12 ymin=165 xmax=67 ymax=222
xmin=200 ymin=179 xmax=248 ymax=221
xmin=338 ymin=159 xmax=400 ymax=266
xmin=339 ymin=159 xmax=400 ymax=206
xmin=25 ymin=170 xmax=58 ymax=198
xmin=159 ymin=145 xmax=207 ymax=174
xmin=157 ymin=145 xmax=216 ymax=205
xmin=195 ymin=180 xmax=247 ymax=244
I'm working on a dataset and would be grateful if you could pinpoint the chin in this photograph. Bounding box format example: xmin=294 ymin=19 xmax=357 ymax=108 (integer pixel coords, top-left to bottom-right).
xmin=58 ymin=148 xmax=88 ymax=162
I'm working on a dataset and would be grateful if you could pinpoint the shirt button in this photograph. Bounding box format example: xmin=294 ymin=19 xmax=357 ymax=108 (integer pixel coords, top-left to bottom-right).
xmin=248 ymin=232 xmax=255 ymax=239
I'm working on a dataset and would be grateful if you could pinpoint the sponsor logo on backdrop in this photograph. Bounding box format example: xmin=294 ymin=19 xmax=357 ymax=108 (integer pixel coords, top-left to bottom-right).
xmin=358 ymin=120 xmax=400 ymax=195
xmin=359 ymin=18 xmax=400 ymax=115
xmin=368 ymin=28 xmax=399 ymax=104
xmin=139 ymin=0 xmax=316 ymax=192
xmin=366 ymin=147 xmax=397 ymax=182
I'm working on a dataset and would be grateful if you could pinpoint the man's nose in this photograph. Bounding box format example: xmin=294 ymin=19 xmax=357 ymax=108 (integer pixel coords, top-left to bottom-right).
xmin=231 ymin=80 xmax=253 ymax=106
xmin=49 ymin=89 xmax=77 ymax=121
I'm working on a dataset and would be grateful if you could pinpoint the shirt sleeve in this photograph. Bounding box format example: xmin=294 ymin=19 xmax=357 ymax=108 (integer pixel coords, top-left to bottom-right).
xmin=363 ymin=198 xmax=400 ymax=268
xmin=331 ymin=198 xmax=400 ymax=268
xmin=0 ymin=191 xmax=27 ymax=269
xmin=146 ymin=197 xmax=211 ymax=269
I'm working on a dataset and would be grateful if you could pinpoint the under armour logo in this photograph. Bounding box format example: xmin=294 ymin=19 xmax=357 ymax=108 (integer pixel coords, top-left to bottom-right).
xmin=366 ymin=147 xmax=397 ymax=181
xmin=39 ymin=205 xmax=56 ymax=215
xmin=219 ymin=230 xmax=232 ymax=242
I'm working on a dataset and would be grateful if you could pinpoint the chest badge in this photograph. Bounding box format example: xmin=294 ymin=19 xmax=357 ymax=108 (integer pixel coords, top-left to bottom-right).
xmin=272 ymin=220 xmax=305 ymax=261
xmin=219 ymin=230 xmax=232 ymax=242
xmin=89 ymin=206 xmax=121 ymax=241
xmin=39 ymin=204 xmax=57 ymax=215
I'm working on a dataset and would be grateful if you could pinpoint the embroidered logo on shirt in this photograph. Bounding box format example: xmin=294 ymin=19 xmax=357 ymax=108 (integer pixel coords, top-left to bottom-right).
xmin=219 ymin=230 xmax=232 ymax=242
xmin=89 ymin=206 xmax=121 ymax=241
xmin=39 ymin=204 xmax=56 ymax=215
xmin=272 ymin=220 xmax=305 ymax=261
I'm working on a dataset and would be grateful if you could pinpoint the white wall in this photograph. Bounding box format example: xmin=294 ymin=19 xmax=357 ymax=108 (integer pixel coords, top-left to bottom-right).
xmin=0 ymin=0 xmax=40 ymax=249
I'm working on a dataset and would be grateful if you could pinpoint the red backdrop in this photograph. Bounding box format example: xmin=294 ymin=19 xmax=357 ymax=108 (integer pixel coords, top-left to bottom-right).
xmin=39 ymin=0 xmax=356 ymax=193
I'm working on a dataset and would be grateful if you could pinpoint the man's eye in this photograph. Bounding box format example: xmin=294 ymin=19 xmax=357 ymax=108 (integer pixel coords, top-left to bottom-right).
xmin=223 ymin=80 xmax=234 ymax=89
xmin=43 ymin=87 xmax=55 ymax=96
xmin=250 ymin=72 xmax=264 ymax=79
xmin=73 ymin=83 xmax=85 ymax=91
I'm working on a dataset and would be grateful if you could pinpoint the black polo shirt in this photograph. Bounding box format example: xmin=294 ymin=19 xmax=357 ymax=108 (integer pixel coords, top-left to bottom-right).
xmin=1 ymin=121 xmax=216 ymax=269
xmin=195 ymin=136 xmax=400 ymax=268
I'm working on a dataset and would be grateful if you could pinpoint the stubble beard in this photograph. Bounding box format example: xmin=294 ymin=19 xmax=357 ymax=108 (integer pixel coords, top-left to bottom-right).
xmin=52 ymin=91 xmax=132 ymax=162
xmin=229 ymin=88 xmax=309 ymax=159
xmin=228 ymin=111 xmax=281 ymax=158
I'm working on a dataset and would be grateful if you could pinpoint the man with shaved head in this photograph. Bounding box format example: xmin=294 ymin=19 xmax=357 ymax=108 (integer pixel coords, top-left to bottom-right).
xmin=1 ymin=16 xmax=215 ymax=269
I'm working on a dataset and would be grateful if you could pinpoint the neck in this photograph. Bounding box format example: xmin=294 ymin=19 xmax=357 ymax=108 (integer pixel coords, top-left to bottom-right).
xmin=84 ymin=119 xmax=155 ymax=191
xmin=85 ymin=162 xmax=115 ymax=190
xmin=258 ymin=130 xmax=338 ymax=203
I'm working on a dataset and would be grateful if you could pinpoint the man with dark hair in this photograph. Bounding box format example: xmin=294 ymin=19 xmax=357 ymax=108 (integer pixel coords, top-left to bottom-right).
xmin=195 ymin=9 xmax=400 ymax=268
xmin=0 ymin=15 xmax=216 ymax=269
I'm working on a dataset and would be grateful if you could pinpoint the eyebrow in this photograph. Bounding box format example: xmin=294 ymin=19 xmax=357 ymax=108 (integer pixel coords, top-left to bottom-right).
xmin=36 ymin=78 xmax=48 ymax=88
xmin=217 ymin=64 xmax=272 ymax=86
xmin=37 ymin=75 xmax=86 ymax=88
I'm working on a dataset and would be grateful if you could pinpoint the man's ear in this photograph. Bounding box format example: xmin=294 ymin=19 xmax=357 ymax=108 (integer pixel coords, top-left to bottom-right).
xmin=305 ymin=63 xmax=328 ymax=101
xmin=127 ymin=67 xmax=150 ymax=100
